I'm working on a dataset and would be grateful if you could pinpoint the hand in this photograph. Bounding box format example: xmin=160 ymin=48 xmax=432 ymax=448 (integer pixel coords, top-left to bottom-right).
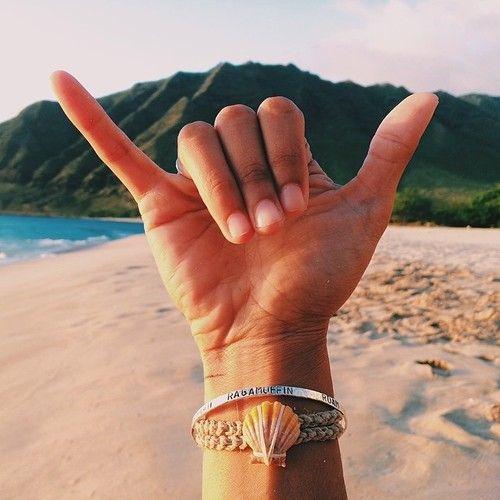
xmin=50 ymin=71 xmax=438 ymax=394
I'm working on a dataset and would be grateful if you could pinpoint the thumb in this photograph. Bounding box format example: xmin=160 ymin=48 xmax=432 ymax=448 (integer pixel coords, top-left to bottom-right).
xmin=355 ymin=92 xmax=438 ymax=198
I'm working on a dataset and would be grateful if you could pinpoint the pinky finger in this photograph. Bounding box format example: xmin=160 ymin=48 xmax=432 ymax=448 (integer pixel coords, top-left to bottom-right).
xmin=50 ymin=70 xmax=167 ymax=201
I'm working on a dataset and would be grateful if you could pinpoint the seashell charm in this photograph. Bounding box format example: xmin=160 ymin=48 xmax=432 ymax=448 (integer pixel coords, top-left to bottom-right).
xmin=242 ymin=401 xmax=300 ymax=467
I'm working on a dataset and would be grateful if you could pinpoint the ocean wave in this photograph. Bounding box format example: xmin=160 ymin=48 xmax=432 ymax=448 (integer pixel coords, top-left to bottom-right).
xmin=0 ymin=215 xmax=143 ymax=266
xmin=36 ymin=235 xmax=109 ymax=248
xmin=0 ymin=235 xmax=112 ymax=266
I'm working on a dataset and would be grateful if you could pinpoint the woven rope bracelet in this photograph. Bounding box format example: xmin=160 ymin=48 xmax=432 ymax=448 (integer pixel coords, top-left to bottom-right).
xmin=193 ymin=409 xmax=346 ymax=452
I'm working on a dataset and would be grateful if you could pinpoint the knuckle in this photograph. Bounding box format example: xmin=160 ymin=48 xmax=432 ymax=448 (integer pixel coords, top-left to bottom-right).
xmin=370 ymin=132 xmax=414 ymax=164
xmin=268 ymin=151 xmax=304 ymax=170
xmin=178 ymin=121 xmax=213 ymax=145
xmin=207 ymin=175 xmax=233 ymax=198
xmin=102 ymin=138 xmax=132 ymax=164
xmin=258 ymin=96 xmax=303 ymax=118
xmin=239 ymin=164 xmax=272 ymax=185
xmin=215 ymin=104 xmax=254 ymax=125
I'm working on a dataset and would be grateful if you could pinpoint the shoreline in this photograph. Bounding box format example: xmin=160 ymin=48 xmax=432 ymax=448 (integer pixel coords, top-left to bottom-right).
xmin=0 ymin=211 xmax=142 ymax=223
xmin=0 ymin=214 xmax=144 ymax=267
xmin=0 ymin=209 xmax=497 ymax=229
xmin=1 ymin=222 xmax=498 ymax=269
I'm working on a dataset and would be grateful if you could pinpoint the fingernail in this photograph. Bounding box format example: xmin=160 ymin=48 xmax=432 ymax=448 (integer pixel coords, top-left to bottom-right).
xmin=255 ymin=199 xmax=283 ymax=229
xmin=227 ymin=211 xmax=251 ymax=239
xmin=281 ymin=183 xmax=305 ymax=213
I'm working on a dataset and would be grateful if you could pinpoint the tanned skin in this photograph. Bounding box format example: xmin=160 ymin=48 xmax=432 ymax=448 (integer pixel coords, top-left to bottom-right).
xmin=51 ymin=71 xmax=437 ymax=499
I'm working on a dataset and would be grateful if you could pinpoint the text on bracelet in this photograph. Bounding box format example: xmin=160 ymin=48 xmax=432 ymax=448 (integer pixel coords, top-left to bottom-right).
xmin=227 ymin=385 xmax=295 ymax=400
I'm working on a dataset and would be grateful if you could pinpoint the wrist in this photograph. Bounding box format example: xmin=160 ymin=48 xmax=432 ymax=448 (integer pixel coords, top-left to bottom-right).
xmin=201 ymin=322 xmax=333 ymax=418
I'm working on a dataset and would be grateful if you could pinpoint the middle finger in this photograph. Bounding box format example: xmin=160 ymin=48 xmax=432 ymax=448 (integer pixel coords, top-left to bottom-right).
xmin=215 ymin=104 xmax=284 ymax=234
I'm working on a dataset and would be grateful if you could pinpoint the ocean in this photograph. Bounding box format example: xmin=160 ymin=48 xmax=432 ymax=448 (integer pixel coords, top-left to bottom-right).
xmin=0 ymin=214 xmax=144 ymax=266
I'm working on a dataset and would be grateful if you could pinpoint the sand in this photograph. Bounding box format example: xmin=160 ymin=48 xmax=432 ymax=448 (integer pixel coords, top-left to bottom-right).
xmin=0 ymin=226 xmax=498 ymax=499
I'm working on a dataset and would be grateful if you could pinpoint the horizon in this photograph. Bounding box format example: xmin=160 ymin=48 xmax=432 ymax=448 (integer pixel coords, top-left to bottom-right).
xmin=1 ymin=0 xmax=499 ymax=123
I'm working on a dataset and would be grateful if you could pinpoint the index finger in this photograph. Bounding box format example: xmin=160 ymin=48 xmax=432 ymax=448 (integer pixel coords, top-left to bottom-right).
xmin=50 ymin=70 xmax=167 ymax=201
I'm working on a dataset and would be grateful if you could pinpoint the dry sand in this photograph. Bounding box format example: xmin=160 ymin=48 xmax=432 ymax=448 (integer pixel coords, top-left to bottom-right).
xmin=0 ymin=226 xmax=498 ymax=499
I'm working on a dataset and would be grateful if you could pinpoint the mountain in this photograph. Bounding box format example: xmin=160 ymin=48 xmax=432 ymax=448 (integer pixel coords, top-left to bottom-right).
xmin=460 ymin=94 xmax=500 ymax=121
xmin=0 ymin=62 xmax=499 ymax=217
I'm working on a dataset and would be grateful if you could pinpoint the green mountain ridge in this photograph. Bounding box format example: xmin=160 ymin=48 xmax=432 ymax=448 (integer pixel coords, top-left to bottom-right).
xmin=0 ymin=61 xmax=499 ymax=217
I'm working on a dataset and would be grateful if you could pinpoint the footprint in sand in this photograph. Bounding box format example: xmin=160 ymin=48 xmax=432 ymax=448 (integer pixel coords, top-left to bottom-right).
xmin=443 ymin=408 xmax=496 ymax=441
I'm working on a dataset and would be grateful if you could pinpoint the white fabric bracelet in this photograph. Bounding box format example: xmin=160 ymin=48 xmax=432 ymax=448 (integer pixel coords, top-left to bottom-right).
xmin=191 ymin=385 xmax=344 ymax=430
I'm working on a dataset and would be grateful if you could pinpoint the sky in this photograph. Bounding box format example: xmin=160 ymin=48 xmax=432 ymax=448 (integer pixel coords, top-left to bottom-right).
xmin=0 ymin=0 xmax=499 ymax=122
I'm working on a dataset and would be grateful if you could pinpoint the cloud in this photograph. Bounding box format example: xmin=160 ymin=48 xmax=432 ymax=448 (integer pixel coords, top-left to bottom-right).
xmin=309 ymin=0 xmax=500 ymax=95
xmin=0 ymin=0 xmax=498 ymax=123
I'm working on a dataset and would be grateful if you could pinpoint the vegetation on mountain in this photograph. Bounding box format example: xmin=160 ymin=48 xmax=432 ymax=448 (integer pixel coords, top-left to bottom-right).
xmin=393 ymin=186 xmax=499 ymax=227
xmin=0 ymin=62 xmax=498 ymax=226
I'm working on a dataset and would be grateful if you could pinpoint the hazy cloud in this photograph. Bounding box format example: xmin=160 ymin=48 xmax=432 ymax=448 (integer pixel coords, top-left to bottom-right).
xmin=310 ymin=0 xmax=500 ymax=94
xmin=0 ymin=0 xmax=498 ymax=122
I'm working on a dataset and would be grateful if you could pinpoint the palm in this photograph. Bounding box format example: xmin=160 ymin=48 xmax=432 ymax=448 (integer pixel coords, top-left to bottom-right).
xmin=143 ymin=166 xmax=387 ymax=352
xmin=50 ymin=71 xmax=437 ymax=355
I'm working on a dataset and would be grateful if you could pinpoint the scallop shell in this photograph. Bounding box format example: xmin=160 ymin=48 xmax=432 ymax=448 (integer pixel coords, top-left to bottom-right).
xmin=242 ymin=401 xmax=300 ymax=466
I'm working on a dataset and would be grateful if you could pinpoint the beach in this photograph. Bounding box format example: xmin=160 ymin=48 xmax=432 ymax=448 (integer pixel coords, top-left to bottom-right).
xmin=0 ymin=226 xmax=498 ymax=499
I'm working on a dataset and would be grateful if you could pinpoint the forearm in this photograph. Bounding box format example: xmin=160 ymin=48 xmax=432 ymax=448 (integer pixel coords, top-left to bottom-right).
xmin=201 ymin=326 xmax=347 ymax=500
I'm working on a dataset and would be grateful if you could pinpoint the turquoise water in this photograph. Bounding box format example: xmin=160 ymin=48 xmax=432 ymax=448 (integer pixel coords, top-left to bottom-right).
xmin=0 ymin=214 xmax=144 ymax=266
